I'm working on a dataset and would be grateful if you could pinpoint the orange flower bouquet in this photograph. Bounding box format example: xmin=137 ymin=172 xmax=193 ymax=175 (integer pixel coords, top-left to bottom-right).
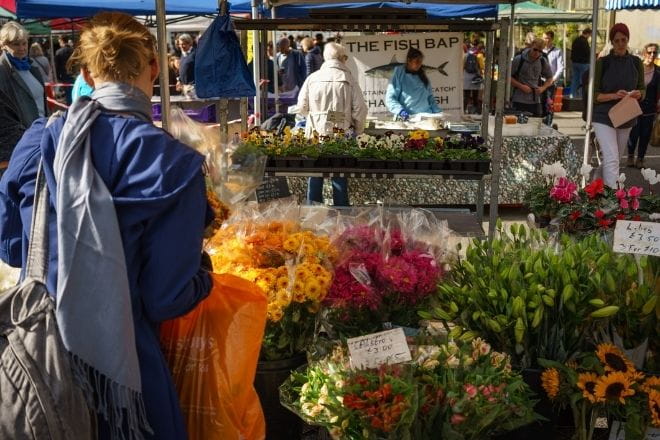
xmin=207 ymin=220 xmax=337 ymax=360
xmin=539 ymin=343 xmax=660 ymax=440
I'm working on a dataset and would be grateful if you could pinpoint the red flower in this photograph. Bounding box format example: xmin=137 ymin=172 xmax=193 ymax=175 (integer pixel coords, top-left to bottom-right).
xmin=594 ymin=209 xmax=605 ymax=219
xmin=584 ymin=179 xmax=605 ymax=199
xmin=598 ymin=218 xmax=613 ymax=229
xmin=569 ymin=210 xmax=581 ymax=221
xmin=632 ymin=215 xmax=641 ymax=221
xmin=616 ymin=213 xmax=625 ymax=220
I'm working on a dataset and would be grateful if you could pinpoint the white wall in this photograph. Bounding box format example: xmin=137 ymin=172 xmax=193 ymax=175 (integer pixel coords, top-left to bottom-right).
xmin=616 ymin=9 xmax=660 ymax=53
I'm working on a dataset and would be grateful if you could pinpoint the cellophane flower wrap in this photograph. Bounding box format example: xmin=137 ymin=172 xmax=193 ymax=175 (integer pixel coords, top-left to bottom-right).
xmin=280 ymin=337 xmax=538 ymax=440
xmin=206 ymin=199 xmax=337 ymax=360
xmin=319 ymin=208 xmax=449 ymax=339
xmin=169 ymin=107 xmax=267 ymax=237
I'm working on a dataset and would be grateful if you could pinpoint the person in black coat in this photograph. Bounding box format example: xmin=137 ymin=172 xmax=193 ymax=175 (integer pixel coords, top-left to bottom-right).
xmin=627 ymin=43 xmax=660 ymax=169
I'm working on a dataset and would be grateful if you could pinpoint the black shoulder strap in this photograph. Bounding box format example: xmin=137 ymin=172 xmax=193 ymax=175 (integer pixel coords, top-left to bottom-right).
xmin=513 ymin=55 xmax=525 ymax=80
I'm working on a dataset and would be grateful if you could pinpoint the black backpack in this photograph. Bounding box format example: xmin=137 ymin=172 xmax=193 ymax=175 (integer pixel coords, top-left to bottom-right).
xmin=464 ymin=53 xmax=479 ymax=74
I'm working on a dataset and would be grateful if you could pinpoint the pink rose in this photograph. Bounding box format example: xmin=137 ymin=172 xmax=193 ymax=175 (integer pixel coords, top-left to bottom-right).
xmin=631 ymin=198 xmax=640 ymax=211
xmin=619 ymin=198 xmax=629 ymax=210
xmin=615 ymin=189 xmax=627 ymax=200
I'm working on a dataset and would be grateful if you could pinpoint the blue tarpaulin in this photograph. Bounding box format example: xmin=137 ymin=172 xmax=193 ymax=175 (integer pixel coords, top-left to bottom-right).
xmin=605 ymin=0 xmax=659 ymax=8
xmin=16 ymin=0 xmax=495 ymax=19
xmin=268 ymin=2 xmax=496 ymax=18
xmin=16 ymin=0 xmax=222 ymax=18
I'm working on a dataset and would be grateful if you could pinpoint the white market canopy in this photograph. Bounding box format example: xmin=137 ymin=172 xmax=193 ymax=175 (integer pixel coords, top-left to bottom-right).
xmin=498 ymin=1 xmax=591 ymax=23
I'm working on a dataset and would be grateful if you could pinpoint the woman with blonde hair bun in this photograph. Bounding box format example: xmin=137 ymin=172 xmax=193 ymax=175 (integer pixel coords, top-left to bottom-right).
xmin=0 ymin=12 xmax=213 ymax=440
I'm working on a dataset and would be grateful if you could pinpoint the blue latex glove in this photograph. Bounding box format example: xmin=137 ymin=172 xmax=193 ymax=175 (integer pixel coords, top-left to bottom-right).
xmin=398 ymin=110 xmax=410 ymax=121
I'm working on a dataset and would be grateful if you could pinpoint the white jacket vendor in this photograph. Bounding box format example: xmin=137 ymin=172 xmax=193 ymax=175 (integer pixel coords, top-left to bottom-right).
xmin=297 ymin=42 xmax=368 ymax=138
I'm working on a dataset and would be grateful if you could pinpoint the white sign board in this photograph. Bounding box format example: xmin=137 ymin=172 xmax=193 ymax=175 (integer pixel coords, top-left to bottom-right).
xmin=609 ymin=421 xmax=660 ymax=439
xmin=342 ymin=33 xmax=464 ymax=118
xmin=613 ymin=220 xmax=660 ymax=257
xmin=347 ymin=328 xmax=412 ymax=370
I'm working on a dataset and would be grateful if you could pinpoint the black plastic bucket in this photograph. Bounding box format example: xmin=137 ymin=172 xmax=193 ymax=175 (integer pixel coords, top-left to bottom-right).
xmin=255 ymin=355 xmax=307 ymax=440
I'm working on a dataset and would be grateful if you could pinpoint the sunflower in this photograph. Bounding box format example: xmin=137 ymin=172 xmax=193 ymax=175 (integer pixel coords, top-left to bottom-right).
xmin=642 ymin=376 xmax=660 ymax=394
xmin=541 ymin=368 xmax=561 ymax=399
xmin=649 ymin=391 xmax=660 ymax=428
xmin=577 ymin=373 xmax=599 ymax=403
xmin=594 ymin=372 xmax=635 ymax=404
xmin=596 ymin=343 xmax=635 ymax=376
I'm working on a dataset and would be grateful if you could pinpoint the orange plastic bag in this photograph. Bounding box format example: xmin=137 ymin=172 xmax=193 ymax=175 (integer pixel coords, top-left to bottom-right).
xmin=161 ymin=273 xmax=267 ymax=440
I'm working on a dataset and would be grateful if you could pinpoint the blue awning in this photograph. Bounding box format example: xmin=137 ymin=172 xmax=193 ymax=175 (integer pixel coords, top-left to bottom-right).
xmin=16 ymin=0 xmax=222 ymax=18
xmin=269 ymin=2 xmax=497 ymax=18
xmin=605 ymin=0 xmax=659 ymax=9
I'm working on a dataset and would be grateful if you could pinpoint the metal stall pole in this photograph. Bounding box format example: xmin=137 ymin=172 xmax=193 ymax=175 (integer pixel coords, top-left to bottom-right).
xmin=260 ymin=29 xmax=269 ymax=116
xmin=155 ymin=0 xmax=171 ymax=131
xmin=49 ymin=34 xmax=57 ymax=83
xmin=563 ymin=23 xmax=568 ymax=87
xmin=218 ymin=0 xmax=229 ymax=146
xmin=582 ymin=0 xmax=599 ymax=175
xmin=251 ymin=0 xmax=262 ymax=125
xmin=489 ymin=18 xmax=511 ymax=241
xmin=504 ymin=2 xmax=515 ymax=105
xmin=481 ymin=29 xmax=495 ymax=138
xmin=240 ymin=28 xmax=249 ymax=133
xmin=272 ymin=6 xmax=279 ymax=114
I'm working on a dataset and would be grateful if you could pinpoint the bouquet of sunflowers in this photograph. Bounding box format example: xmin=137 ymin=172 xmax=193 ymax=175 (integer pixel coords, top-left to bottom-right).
xmin=539 ymin=343 xmax=660 ymax=440
xmin=207 ymin=203 xmax=337 ymax=361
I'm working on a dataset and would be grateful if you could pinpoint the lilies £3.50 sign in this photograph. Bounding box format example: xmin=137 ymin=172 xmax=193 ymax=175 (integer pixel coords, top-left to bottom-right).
xmin=342 ymin=33 xmax=464 ymax=117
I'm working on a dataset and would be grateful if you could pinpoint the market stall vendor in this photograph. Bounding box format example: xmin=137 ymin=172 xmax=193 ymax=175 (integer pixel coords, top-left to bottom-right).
xmin=385 ymin=48 xmax=441 ymax=121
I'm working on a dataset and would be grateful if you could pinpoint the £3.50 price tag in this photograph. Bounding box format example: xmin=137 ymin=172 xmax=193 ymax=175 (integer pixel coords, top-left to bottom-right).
xmin=347 ymin=328 xmax=412 ymax=370
xmin=613 ymin=220 xmax=660 ymax=257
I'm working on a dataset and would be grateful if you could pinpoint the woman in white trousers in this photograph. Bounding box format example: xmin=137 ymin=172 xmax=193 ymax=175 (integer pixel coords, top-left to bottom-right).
xmin=591 ymin=23 xmax=645 ymax=188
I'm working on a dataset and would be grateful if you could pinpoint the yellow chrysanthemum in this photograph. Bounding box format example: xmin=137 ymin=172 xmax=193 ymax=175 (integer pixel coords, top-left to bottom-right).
xmin=317 ymin=275 xmax=332 ymax=290
xmin=642 ymin=377 xmax=660 ymax=394
xmin=649 ymin=391 xmax=660 ymax=428
xmin=306 ymin=279 xmax=322 ymax=301
xmin=594 ymin=372 xmax=635 ymax=404
xmin=596 ymin=343 xmax=636 ymax=376
xmin=283 ymin=236 xmax=301 ymax=253
xmin=276 ymin=276 xmax=289 ymax=290
xmin=293 ymin=291 xmax=307 ymax=303
xmin=577 ymin=373 xmax=599 ymax=403
xmin=292 ymin=279 xmax=306 ymax=296
xmin=267 ymin=308 xmax=283 ymax=322
xmin=541 ymin=368 xmax=560 ymax=399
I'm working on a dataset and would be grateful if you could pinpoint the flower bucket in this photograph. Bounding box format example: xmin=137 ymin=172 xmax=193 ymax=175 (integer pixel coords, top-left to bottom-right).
xmin=255 ymin=355 xmax=307 ymax=440
xmin=495 ymin=368 xmax=575 ymax=440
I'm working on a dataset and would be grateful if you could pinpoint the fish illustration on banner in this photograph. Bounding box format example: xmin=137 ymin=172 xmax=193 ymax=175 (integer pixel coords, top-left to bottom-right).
xmin=365 ymin=55 xmax=450 ymax=79
xmin=343 ymin=33 xmax=464 ymax=117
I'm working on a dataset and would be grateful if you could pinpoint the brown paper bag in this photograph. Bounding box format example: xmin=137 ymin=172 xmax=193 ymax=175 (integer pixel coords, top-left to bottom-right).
xmin=608 ymin=95 xmax=643 ymax=128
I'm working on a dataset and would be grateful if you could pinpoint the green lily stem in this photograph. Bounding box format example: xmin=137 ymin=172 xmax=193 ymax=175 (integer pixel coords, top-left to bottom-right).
xmin=581 ymin=401 xmax=587 ymax=440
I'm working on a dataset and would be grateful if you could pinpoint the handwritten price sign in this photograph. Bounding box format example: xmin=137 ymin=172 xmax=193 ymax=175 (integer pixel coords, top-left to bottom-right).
xmin=613 ymin=220 xmax=660 ymax=257
xmin=347 ymin=328 xmax=412 ymax=370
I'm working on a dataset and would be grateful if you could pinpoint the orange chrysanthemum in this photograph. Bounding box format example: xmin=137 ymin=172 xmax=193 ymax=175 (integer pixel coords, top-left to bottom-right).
xmin=541 ymin=368 xmax=561 ymax=399
xmin=577 ymin=373 xmax=599 ymax=403
xmin=594 ymin=372 xmax=635 ymax=404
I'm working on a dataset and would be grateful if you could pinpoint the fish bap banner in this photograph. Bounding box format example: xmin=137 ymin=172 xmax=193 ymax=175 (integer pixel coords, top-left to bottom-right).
xmin=343 ymin=32 xmax=464 ymax=118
